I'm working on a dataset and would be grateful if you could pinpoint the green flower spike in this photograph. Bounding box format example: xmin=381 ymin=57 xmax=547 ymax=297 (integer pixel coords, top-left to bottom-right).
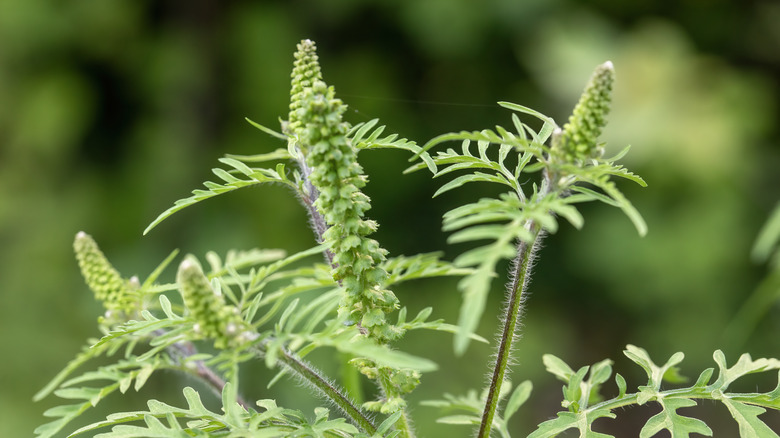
xmin=553 ymin=60 xmax=615 ymax=162
xmin=286 ymin=39 xmax=332 ymax=245
xmin=287 ymin=39 xmax=323 ymax=138
xmin=73 ymin=231 xmax=138 ymax=314
xmin=177 ymin=258 xmax=247 ymax=349
xmin=297 ymin=80 xmax=401 ymax=342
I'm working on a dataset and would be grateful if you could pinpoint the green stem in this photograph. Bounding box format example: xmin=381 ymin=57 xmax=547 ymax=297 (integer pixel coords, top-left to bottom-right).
xmin=376 ymin=369 xmax=416 ymax=438
xmin=278 ymin=347 xmax=378 ymax=435
xmin=394 ymin=411 xmax=415 ymax=438
xmin=477 ymin=167 xmax=557 ymax=438
xmin=477 ymin=227 xmax=543 ymax=438
xmin=576 ymin=384 xmax=763 ymax=415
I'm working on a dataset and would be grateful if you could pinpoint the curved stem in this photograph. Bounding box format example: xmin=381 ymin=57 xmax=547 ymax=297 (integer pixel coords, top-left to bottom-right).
xmin=477 ymin=229 xmax=543 ymax=438
xmin=278 ymin=347 xmax=378 ymax=434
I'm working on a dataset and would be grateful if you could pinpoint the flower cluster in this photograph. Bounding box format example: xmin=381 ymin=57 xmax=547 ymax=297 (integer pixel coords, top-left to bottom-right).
xmin=73 ymin=231 xmax=138 ymax=315
xmin=176 ymin=258 xmax=247 ymax=349
xmin=294 ymin=79 xmax=401 ymax=342
xmin=351 ymin=358 xmax=421 ymax=413
xmin=287 ymin=39 xmax=323 ymax=137
xmin=552 ymin=61 xmax=615 ymax=162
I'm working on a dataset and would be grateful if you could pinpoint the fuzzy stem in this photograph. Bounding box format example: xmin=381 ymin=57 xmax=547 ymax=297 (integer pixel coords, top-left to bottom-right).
xmin=277 ymin=347 xmax=378 ymax=434
xmin=478 ymin=172 xmax=556 ymax=438
xmin=477 ymin=229 xmax=543 ymax=438
xmin=375 ymin=370 xmax=416 ymax=438
xmin=293 ymin=152 xmax=336 ymax=265
xmin=393 ymin=410 xmax=415 ymax=438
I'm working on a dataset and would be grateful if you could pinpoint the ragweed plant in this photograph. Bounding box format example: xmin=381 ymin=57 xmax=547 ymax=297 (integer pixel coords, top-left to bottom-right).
xmin=35 ymin=40 xmax=780 ymax=438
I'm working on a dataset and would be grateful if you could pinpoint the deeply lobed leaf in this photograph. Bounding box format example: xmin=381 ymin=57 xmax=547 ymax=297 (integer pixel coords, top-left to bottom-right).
xmin=534 ymin=347 xmax=780 ymax=438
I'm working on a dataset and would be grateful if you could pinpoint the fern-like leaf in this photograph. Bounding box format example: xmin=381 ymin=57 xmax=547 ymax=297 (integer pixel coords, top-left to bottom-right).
xmin=394 ymin=306 xmax=488 ymax=344
xmin=573 ymin=167 xmax=648 ymax=236
xmin=381 ymin=252 xmax=473 ymax=286
xmin=71 ymin=386 xmax=233 ymax=437
xmin=444 ymin=191 xmax=580 ymax=354
xmin=34 ymin=358 xmax=169 ymax=438
xmin=409 ymin=101 xmax=645 ymax=355
xmin=144 ymin=158 xmax=296 ymax=235
xmin=82 ymin=381 xmax=374 ymax=437
xmin=421 ymin=380 xmax=532 ymax=438
xmin=348 ymin=118 xmax=436 ymax=173
xmin=532 ymin=346 xmax=780 ymax=438
xmin=292 ymin=327 xmax=438 ymax=373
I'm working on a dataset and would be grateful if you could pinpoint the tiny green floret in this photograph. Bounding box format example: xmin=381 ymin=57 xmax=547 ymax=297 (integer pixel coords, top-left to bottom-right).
xmin=177 ymin=258 xmax=248 ymax=349
xmin=73 ymin=231 xmax=138 ymax=313
xmin=553 ymin=61 xmax=615 ymax=162
xmin=352 ymin=358 xmax=421 ymax=413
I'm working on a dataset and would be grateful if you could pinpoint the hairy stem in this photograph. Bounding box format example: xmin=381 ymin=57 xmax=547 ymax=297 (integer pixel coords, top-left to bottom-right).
xmin=476 ymin=167 xmax=558 ymax=438
xmin=393 ymin=410 xmax=415 ymax=438
xmin=277 ymin=347 xmax=378 ymax=434
xmin=294 ymin=154 xmax=336 ymax=266
xmin=477 ymin=228 xmax=543 ymax=438
xmin=375 ymin=369 xmax=416 ymax=438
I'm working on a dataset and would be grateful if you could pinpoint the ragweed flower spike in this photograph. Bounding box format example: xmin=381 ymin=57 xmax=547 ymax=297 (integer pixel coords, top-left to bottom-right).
xmin=553 ymin=60 xmax=615 ymax=162
xmin=298 ymin=80 xmax=401 ymax=343
xmin=73 ymin=231 xmax=138 ymax=315
xmin=287 ymin=39 xmax=323 ymax=138
xmin=177 ymin=258 xmax=248 ymax=349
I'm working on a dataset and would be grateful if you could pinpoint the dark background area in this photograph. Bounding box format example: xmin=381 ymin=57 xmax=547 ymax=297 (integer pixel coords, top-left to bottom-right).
xmin=2 ymin=0 xmax=779 ymax=436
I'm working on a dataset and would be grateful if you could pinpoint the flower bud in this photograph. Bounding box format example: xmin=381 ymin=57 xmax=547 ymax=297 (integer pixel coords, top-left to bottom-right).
xmin=553 ymin=61 xmax=615 ymax=162
xmin=288 ymin=39 xmax=323 ymax=137
xmin=177 ymin=258 xmax=246 ymax=349
xmin=73 ymin=231 xmax=137 ymax=312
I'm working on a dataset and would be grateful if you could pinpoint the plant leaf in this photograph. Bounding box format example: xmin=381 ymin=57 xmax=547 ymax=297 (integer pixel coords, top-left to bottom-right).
xmin=503 ymin=380 xmax=532 ymax=422
xmin=639 ymin=398 xmax=712 ymax=438
xmin=527 ymin=409 xmax=616 ymax=438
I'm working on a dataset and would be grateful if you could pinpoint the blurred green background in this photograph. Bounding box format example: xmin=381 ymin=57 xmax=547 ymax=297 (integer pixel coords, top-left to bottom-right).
xmin=3 ymin=0 xmax=779 ymax=436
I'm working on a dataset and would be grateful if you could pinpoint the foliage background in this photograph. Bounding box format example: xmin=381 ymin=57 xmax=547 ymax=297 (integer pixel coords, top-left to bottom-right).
xmin=2 ymin=0 xmax=778 ymax=436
